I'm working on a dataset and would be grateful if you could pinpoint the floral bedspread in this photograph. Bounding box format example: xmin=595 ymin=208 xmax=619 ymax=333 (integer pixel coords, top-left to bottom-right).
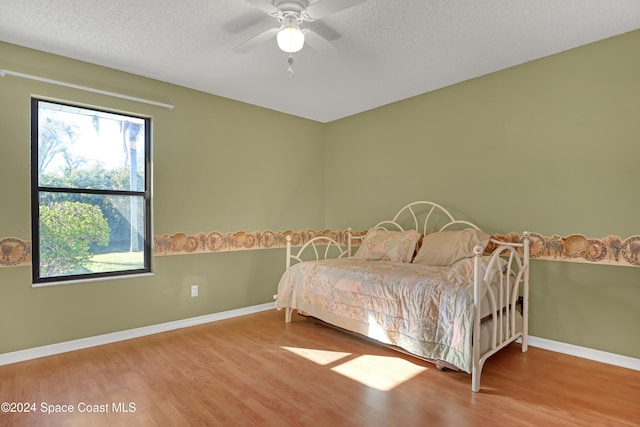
xmin=275 ymin=258 xmax=482 ymax=373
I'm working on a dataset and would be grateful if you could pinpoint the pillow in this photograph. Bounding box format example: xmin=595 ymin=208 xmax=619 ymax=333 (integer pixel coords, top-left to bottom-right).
xmin=352 ymin=229 xmax=420 ymax=263
xmin=412 ymin=228 xmax=490 ymax=266
xmin=446 ymin=255 xmax=506 ymax=285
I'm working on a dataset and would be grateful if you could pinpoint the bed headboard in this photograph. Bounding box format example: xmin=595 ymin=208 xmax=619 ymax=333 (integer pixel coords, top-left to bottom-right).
xmin=362 ymin=201 xmax=481 ymax=235
xmin=286 ymin=200 xmax=528 ymax=286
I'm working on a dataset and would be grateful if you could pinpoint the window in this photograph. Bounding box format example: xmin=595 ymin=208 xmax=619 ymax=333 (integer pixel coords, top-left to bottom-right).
xmin=31 ymin=99 xmax=151 ymax=285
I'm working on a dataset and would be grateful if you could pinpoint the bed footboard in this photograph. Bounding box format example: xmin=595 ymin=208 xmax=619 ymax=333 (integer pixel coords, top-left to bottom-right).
xmin=285 ymin=233 xmax=350 ymax=269
xmin=471 ymin=232 xmax=530 ymax=392
xmin=282 ymin=233 xmax=350 ymax=322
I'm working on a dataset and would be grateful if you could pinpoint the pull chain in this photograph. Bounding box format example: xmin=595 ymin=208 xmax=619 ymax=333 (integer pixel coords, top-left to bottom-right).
xmin=287 ymin=54 xmax=294 ymax=77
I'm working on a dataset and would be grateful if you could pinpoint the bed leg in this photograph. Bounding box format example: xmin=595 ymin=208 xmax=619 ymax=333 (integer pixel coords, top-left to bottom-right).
xmin=471 ymin=368 xmax=481 ymax=393
xmin=285 ymin=307 xmax=293 ymax=323
xmin=471 ymin=354 xmax=485 ymax=392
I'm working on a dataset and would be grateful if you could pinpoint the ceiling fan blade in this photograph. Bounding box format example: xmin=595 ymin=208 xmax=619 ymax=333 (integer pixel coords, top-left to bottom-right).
xmin=303 ymin=30 xmax=339 ymax=55
xmin=305 ymin=20 xmax=341 ymax=42
xmin=304 ymin=0 xmax=367 ymax=21
xmin=245 ymin=0 xmax=279 ymax=15
xmin=222 ymin=11 xmax=269 ymax=34
xmin=233 ymin=28 xmax=279 ymax=54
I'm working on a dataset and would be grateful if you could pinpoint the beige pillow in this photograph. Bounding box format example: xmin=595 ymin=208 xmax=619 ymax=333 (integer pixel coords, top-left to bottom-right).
xmin=412 ymin=228 xmax=490 ymax=266
xmin=353 ymin=229 xmax=420 ymax=263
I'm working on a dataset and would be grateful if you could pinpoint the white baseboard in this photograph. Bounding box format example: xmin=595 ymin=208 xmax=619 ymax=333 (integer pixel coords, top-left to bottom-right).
xmin=525 ymin=336 xmax=640 ymax=371
xmin=3 ymin=306 xmax=639 ymax=373
xmin=0 ymin=302 xmax=274 ymax=366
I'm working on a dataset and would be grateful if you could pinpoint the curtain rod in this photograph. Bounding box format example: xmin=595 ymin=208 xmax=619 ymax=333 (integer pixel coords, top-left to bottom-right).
xmin=0 ymin=69 xmax=175 ymax=111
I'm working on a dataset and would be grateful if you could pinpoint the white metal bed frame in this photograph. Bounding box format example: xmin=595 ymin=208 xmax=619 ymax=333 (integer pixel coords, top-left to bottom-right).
xmin=281 ymin=201 xmax=530 ymax=392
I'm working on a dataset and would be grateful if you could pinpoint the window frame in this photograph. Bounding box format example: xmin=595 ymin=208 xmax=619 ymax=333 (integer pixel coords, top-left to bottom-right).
xmin=30 ymin=98 xmax=152 ymax=285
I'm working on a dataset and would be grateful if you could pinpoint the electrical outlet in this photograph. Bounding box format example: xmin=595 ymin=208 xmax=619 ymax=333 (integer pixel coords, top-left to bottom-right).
xmin=191 ymin=285 xmax=198 ymax=297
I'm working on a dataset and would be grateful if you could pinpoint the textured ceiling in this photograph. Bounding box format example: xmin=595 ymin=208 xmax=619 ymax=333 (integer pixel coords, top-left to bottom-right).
xmin=1 ymin=0 xmax=639 ymax=122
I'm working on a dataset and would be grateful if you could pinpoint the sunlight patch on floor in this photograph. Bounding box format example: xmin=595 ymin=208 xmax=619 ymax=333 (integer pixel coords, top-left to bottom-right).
xmin=282 ymin=346 xmax=428 ymax=391
xmin=331 ymin=354 xmax=428 ymax=391
xmin=281 ymin=346 xmax=351 ymax=365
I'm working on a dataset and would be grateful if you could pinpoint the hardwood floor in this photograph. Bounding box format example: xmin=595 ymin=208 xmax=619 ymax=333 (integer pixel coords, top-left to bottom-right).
xmin=1 ymin=309 xmax=638 ymax=426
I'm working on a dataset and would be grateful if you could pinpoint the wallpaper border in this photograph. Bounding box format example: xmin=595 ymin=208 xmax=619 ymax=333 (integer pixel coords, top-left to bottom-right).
xmin=1 ymin=230 xmax=639 ymax=268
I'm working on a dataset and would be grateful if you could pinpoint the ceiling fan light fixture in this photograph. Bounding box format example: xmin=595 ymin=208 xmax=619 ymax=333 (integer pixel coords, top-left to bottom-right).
xmin=277 ymin=22 xmax=304 ymax=53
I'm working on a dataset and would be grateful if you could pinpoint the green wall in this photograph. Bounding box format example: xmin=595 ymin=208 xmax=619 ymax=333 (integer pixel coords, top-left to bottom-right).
xmin=0 ymin=41 xmax=324 ymax=353
xmin=324 ymin=30 xmax=640 ymax=358
xmin=1 ymin=30 xmax=639 ymax=360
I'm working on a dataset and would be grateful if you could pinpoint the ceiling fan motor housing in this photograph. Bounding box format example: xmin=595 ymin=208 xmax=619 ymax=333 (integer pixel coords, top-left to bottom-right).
xmin=274 ymin=0 xmax=308 ymax=15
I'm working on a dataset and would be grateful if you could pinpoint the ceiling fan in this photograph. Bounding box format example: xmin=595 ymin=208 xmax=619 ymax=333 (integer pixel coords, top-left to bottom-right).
xmin=233 ymin=0 xmax=367 ymax=75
